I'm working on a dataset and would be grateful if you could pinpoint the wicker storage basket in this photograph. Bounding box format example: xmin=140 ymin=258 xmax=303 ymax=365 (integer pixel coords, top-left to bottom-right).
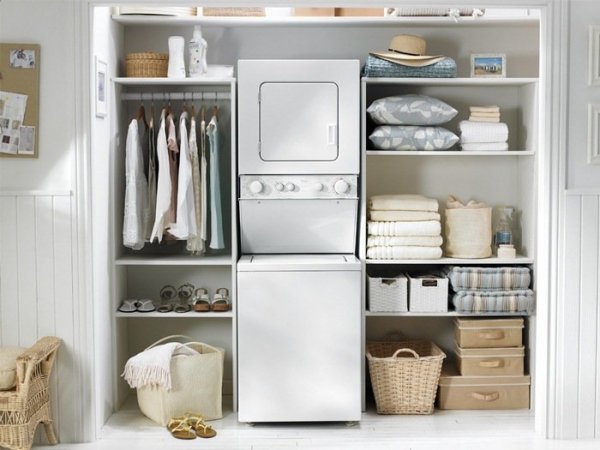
xmin=202 ymin=7 xmax=265 ymax=17
xmin=408 ymin=273 xmax=449 ymax=312
xmin=368 ymin=275 xmax=408 ymax=312
xmin=366 ymin=340 xmax=446 ymax=414
xmin=125 ymin=52 xmax=168 ymax=77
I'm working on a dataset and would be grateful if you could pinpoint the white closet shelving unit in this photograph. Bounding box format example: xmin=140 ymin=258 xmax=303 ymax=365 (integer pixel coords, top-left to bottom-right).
xmin=95 ymin=7 xmax=543 ymax=437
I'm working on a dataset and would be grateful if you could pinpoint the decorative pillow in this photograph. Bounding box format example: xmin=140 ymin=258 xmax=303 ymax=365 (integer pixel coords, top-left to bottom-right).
xmin=369 ymin=125 xmax=459 ymax=151
xmin=0 ymin=346 xmax=25 ymax=390
xmin=367 ymin=94 xmax=458 ymax=126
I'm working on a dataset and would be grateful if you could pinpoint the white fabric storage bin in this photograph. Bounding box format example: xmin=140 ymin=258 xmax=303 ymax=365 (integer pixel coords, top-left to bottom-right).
xmin=368 ymin=275 xmax=408 ymax=312
xmin=408 ymin=274 xmax=448 ymax=312
xmin=444 ymin=207 xmax=492 ymax=258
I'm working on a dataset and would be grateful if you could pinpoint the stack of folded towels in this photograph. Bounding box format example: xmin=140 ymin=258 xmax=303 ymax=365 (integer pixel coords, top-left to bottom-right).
xmin=367 ymin=194 xmax=443 ymax=259
xmin=458 ymin=105 xmax=509 ymax=151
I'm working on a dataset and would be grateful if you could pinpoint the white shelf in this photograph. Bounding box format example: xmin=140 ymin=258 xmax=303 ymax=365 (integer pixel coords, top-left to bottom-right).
xmin=366 ymin=255 xmax=534 ymax=265
xmin=363 ymin=77 xmax=538 ymax=86
xmin=112 ymin=15 xmax=539 ymax=28
xmin=365 ymin=311 xmax=530 ymax=317
xmin=115 ymin=254 xmax=232 ymax=266
xmin=366 ymin=150 xmax=535 ymax=156
xmin=115 ymin=311 xmax=233 ymax=318
xmin=113 ymin=77 xmax=234 ymax=86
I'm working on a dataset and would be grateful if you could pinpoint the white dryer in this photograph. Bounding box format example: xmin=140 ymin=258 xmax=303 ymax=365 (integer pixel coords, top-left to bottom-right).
xmin=237 ymin=60 xmax=360 ymax=175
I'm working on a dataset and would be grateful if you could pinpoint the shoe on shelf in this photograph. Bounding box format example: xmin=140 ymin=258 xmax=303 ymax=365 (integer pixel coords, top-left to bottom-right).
xmin=117 ymin=299 xmax=138 ymax=313
xmin=166 ymin=416 xmax=196 ymax=440
xmin=136 ymin=298 xmax=155 ymax=313
xmin=192 ymin=288 xmax=210 ymax=312
xmin=174 ymin=283 xmax=194 ymax=313
xmin=211 ymin=288 xmax=230 ymax=312
xmin=157 ymin=285 xmax=177 ymax=313
xmin=184 ymin=412 xmax=217 ymax=439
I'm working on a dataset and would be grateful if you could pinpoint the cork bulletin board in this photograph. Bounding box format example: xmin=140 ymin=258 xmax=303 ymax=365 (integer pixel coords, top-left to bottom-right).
xmin=0 ymin=43 xmax=40 ymax=158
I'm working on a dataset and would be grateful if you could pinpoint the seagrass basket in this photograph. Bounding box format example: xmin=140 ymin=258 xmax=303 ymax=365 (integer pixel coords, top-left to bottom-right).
xmin=125 ymin=52 xmax=168 ymax=77
xmin=366 ymin=340 xmax=445 ymax=414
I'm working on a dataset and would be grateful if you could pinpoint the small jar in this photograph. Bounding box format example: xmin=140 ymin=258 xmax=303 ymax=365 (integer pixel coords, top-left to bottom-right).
xmin=497 ymin=244 xmax=516 ymax=259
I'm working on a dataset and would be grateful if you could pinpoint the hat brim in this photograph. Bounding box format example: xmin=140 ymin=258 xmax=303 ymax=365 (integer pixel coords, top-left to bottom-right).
xmin=370 ymin=52 xmax=446 ymax=67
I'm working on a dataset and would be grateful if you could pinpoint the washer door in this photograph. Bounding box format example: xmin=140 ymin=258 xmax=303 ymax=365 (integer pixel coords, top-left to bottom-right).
xmin=259 ymin=82 xmax=338 ymax=162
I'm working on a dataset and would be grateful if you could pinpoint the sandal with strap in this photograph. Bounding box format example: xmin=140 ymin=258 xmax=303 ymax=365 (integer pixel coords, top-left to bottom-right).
xmin=174 ymin=283 xmax=194 ymax=313
xmin=157 ymin=285 xmax=177 ymax=313
xmin=167 ymin=416 xmax=196 ymax=440
xmin=212 ymin=287 xmax=230 ymax=312
xmin=192 ymin=288 xmax=210 ymax=312
xmin=183 ymin=412 xmax=216 ymax=438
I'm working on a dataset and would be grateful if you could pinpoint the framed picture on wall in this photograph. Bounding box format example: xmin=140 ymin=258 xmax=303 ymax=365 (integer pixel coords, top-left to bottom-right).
xmin=95 ymin=57 xmax=107 ymax=118
xmin=589 ymin=25 xmax=600 ymax=86
xmin=470 ymin=53 xmax=506 ymax=78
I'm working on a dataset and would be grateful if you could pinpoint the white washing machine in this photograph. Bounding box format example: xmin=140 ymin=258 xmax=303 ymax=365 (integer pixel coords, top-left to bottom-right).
xmin=237 ymin=254 xmax=362 ymax=422
xmin=237 ymin=59 xmax=360 ymax=175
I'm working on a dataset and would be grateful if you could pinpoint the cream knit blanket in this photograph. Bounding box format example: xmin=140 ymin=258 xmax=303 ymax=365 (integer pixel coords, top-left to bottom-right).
xmin=122 ymin=342 xmax=199 ymax=390
xmin=368 ymin=235 xmax=443 ymax=248
xmin=369 ymin=195 xmax=439 ymax=212
xmin=367 ymin=246 xmax=443 ymax=260
xmin=368 ymin=220 xmax=441 ymax=236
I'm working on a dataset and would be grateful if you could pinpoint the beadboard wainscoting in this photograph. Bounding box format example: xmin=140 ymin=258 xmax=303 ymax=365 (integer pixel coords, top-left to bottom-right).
xmin=0 ymin=191 xmax=82 ymax=443
xmin=558 ymin=192 xmax=600 ymax=439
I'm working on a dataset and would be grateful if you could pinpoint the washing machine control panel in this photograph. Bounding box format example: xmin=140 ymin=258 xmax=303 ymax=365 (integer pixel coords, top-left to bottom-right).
xmin=240 ymin=175 xmax=358 ymax=199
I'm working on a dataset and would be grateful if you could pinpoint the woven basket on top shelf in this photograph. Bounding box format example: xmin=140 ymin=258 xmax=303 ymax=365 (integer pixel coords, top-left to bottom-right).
xmin=366 ymin=340 xmax=446 ymax=414
xmin=201 ymin=7 xmax=265 ymax=17
xmin=125 ymin=52 xmax=168 ymax=77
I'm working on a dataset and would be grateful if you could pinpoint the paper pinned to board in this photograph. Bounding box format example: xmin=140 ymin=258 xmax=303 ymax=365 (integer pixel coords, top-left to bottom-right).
xmin=0 ymin=90 xmax=28 ymax=154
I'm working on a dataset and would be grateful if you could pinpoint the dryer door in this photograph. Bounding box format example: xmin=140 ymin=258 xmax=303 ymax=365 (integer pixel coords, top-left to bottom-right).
xmin=259 ymin=82 xmax=338 ymax=162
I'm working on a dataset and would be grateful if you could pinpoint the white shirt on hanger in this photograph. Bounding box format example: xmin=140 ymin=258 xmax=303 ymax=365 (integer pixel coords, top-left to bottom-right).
xmin=150 ymin=110 xmax=171 ymax=243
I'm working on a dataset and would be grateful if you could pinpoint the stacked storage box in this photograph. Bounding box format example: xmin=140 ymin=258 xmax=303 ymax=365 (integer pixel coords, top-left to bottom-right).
xmin=438 ymin=317 xmax=531 ymax=410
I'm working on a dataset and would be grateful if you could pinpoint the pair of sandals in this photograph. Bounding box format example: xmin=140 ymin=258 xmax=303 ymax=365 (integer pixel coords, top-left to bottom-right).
xmin=167 ymin=413 xmax=216 ymax=440
xmin=157 ymin=284 xmax=195 ymax=313
xmin=118 ymin=299 xmax=155 ymax=313
xmin=192 ymin=287 xmax=230 ymax=313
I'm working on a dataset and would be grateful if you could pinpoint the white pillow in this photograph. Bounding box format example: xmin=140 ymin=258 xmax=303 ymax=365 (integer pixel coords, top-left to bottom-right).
xmin=367 ymin=94 xmax=458 ymax=126
xmin=0 ymin=346 xmax=25 ymax=390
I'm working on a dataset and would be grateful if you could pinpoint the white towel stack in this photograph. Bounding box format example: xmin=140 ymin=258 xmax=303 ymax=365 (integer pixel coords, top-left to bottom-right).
xmin=367 ymin=194 xmax=443 ymax=260
xmin=459 ymin=107 xmax=509 ymax=151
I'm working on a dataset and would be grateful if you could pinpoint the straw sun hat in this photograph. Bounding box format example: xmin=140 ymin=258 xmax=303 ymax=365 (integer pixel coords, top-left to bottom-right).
xmin=370 ymin=34 xmax=445 ymax=67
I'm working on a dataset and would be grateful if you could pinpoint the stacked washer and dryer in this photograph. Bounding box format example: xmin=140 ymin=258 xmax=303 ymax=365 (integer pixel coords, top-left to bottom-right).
xmin=236 ymin=60 xmax=362 ymax=422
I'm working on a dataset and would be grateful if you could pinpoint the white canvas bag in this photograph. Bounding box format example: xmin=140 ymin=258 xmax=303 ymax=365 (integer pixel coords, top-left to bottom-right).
xmin=136 ymin=335 xmax=224 ymax=425
xmin=444 ymin=196 xmax=492 ymax=258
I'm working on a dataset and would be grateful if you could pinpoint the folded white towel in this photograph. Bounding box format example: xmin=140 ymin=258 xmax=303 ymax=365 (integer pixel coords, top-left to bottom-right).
xmin=368 ymin=220 xmax=441 ymax=236
xmin=461 ymin=142 xmax=509 ymax=151
xmin=122 ymin=343 xmax=199 ymax=390
xmin=470 ymin=105 xmax=500 ymax=114
xmin=369 ymin=210 xmax=441 ymax=222
xmin=367 ymin=235 xmax=443 ymax=248
xmin=470 ymin=112 xmax=501 ymax=118
xmin=459 ymin=120 xmax=509 ymax=144
xmin=367 ymin=246 xmax=443 ymax=260
xmin=369 ymin=194 xmax=439 ymax=212
xmin=468 ymin=116 xmax=500 ymax=123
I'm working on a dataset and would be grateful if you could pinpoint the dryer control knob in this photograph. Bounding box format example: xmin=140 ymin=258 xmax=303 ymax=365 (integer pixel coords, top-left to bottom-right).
xmin=313 ymin=182 xmax=324 ymax=192
xmin=285 ymin=183 xmax=295 ymax=192
xmin=249 ymin=180 xmax=264 ymax=194
xmin=275 ymin=183 xmax=285 ymax=192
xmin=334 ymin=179 xmax=350 ymax=194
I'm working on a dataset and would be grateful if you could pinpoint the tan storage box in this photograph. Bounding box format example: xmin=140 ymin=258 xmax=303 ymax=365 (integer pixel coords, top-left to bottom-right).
xmin=438 ymin=367 xmax=530 ymax=410
xmin=335 ymin=8 xmax=384 ymax=17
xmin=456 ymin=345 xmax=524 ymax=376
xmin=294 ymin=8 xmax=335 ymax=16
xmin=455 ymin=318 xmax=524 ymax=348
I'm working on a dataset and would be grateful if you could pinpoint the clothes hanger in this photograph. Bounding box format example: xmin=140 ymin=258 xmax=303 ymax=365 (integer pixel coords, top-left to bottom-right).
xmin=136 ymin=94 xmax=149 ymax=129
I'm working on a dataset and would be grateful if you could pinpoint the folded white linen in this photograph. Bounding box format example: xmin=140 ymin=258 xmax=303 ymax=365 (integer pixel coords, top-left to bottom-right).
xmin=367 ymin=245 xmax=443 ymax=260
xmin=367 ymin=235 xmax=443 ymax=248
xmin=368 ymin=220 xmax=441 ymax=236
xmin=459 ymin=120 xmax=509 ymax=144
xmin=369 ymin=194 xmax=439 ymax=212
xmin=461 ymin=142 xmax=509 ymax=151
xmin=470 ymin=105 xmax=500 ymax=114
xmin=470 ymin=112 xmax=501 ymax=118
xmin=122 ymin=342 xmax=199 ymax=390
xmin=369 ymin=210 xmax=441 ymax=222
xmin=468 ymin=116 xmax=500 ymax=123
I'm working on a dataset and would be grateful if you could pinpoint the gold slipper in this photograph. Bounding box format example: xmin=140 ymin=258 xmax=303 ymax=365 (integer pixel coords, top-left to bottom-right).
xmin=166 ymin=417 xmax=196 ymax=440
xmin=183 ymin=412 xmax=217 ymax=438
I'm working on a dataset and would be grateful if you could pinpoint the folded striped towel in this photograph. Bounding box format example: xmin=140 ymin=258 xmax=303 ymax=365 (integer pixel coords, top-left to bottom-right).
xmin=367 ymin=245 xmax=443 ymax=260
xmin=369 ymin=210 xmax=441 ymax=222
xmin=368 ymin=220 xmax=441 ymax=237
xmin=368 ymin=235 xmax=443 ymax=248
xmin=369 ymin=194 xmax=439 ymax=212
xmin=461 ymin=142 xmax=508 ymax=151
xmin=470 ymin=105 xmax=500 ymax=114
xmin=453 ymin=289 xmax=535 ymax=313
xmin=459 ymin=120 xmax=509 ymax=144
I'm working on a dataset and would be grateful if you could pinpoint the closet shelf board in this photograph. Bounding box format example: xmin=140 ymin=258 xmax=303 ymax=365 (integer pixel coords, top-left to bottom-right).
xmin=365 ymin=311 xmax=530 ymax=317
xmin=366 ymin=150 xmax=535 ymax=156
xmin=115 ymin=311 xmax=234 ymax=318
xmin=362 ymin=77 xmax=538 ymax=87
xmin=365 ymin=255 xmax=533 ymax=265
xmin=113 ymin=77 xmax=234 ymax=86
xmin=115 ymin=254 xmax=232 ymax=266
xmin=112 ymin=15 xmax=539 ymax=28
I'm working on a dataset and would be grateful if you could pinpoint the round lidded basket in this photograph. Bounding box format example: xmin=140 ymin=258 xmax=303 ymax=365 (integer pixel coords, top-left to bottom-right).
xmin=125 ymin=52 xmax=168 ymax=77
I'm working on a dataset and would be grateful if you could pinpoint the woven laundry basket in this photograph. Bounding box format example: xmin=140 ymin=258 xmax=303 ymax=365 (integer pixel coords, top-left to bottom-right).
xmin=125 ymin=52 xmax=168 ymax=77
xmin=366 ymin=340 xmax=446 ymax=414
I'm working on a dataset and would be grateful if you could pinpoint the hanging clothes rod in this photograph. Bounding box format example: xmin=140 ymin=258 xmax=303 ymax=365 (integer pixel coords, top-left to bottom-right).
xmin=120 ymin=92 xmax=230 ymax=101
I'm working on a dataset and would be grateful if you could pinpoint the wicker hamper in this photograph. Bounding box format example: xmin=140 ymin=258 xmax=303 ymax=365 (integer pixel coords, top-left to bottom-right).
xmin=366 ymin=340 xmax=446 ymax=414
xmin=368 ymin=274 xmax=408 ymax=312
xmin=125 ymin=52 xmax=168 ymax=77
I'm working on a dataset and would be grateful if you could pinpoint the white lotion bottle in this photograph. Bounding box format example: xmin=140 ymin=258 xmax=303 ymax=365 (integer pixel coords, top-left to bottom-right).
xmin=167 ymin=36 xmax=186 ymax=78
xmin=188 ymin=26 xmax=207 ymax=77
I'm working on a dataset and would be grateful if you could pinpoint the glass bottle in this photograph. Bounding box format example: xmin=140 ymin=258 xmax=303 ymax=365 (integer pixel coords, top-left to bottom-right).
xmin=494 ymin=207 xmax=514 ymax=250
xmin=188 ymin=26 xmax=207 ymax=77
